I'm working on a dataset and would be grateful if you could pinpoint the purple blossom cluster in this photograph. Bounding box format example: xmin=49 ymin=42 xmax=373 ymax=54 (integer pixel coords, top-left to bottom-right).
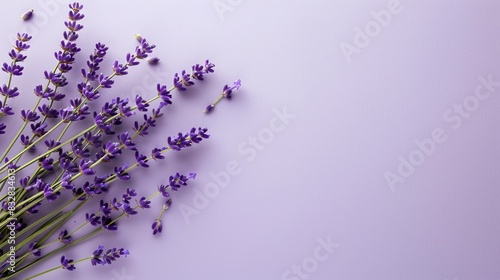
xmin=0 ymin=2 xmax=241 ymax=279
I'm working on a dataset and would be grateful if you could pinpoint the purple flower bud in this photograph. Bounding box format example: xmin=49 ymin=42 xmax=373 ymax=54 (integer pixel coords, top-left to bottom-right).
xmin=121 ymin=203 xmax=138 ymax=216
xmin=147 ymin=57 xmax=160 ymax=65
xmin=43 ymin=183 xmax=60 ymax=202
xmin=122 ymin=188 xmax=137 ymax=203
xmin=112 ymin=61 xmax=128 ymax=76
xmin=21 ymin=9 xmax=34 ymax=21
xmin=204 ymin=59 xmax=215 ymax=73
xmin=114 ymin=163 xmax=131 ymax=180
xmin=86 ymin=213 xmax=101 ymax=226
xmin=79 ymin=159 xmax=95 ymax=175
xmin=29 ymin=242 xmax=41 ymax=257
xmin=101 ymin=216 xmax=117 ymax=231
xmin=39 ymin=157 xmax=54 ymax=171
xmin=151 ymin=219 xmax=162 ymax=235
xmin=135 ymin=95 xmax=149 ymax=112
xmin=104 ymin=141 xmax=121 ymax=159
xmin=158 ymin=185 xmax=170 ymax=198
xmin=163 ymin=198 xmax=172 ymax=210
xmin=138 ymin=197 xmax=151 ymax=209
xmin=157 ymin=84 xmax=172 ymax=106
xmin=135 ymin=151 xmax=149 ymax=168
xmin=100 ymin=200 xmax=112 ymax=217
xmin=0 ymin=84 xmax=19 ymax=98
xmin=58 ymin=229 xmax=72 ymax=244
xmin=222 ymin=79 xmax=242 ymax=99
xmin=169 ymin=172 xmax=196 ymax=191
xmin=61 ymin=256 xmax=76 ymax=271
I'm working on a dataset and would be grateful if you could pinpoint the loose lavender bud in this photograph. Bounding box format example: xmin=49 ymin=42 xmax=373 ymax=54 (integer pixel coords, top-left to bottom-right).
xmin=61 ymin=256 xmax=76 ymax=271
xmin=147 ymin=57 xmax=160 ymax=65
xmin=0 ymin=123 xmax=5 ymax=134
xmin=21 ymin=9 xmax=34 ymax=21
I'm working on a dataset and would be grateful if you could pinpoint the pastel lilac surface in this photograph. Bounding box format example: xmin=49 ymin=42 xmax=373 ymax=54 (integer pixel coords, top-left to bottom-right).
xmin=0 ymin=0 xmax=498 ymax=280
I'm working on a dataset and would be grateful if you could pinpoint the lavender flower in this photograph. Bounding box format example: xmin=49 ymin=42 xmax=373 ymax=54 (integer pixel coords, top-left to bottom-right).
xmin=151 ymin=219 xmax=162 ymax=235
xmin=91 ymin=245 xmax=105 ymax=266
xmin=101 ymin=216 xmax=117 ymax=231
xmin=61 ymin=256 xmax=76 ymax=271
xmin=135 ymin=151 xmax=149 ymax=168
xmin=0 ymin=85 xmax=19 ymax=98
xmin=103 ymin=141 xmax=121 ymax=159
xmin=138 ymin=197 xmax=151 ymax=209
xmin=167 ymin=127 xmax=210 ymax=151
xmin=114 ymin=163 xmax=131 ymax=180
xmin=43 ymin=184 xmax=60 ymax=202
xmin=169 ymin=172 xmax=196 ymax=191
xmin=58 ymin=229 xmax=72 ymax=245
xmin=102 ymin=248 xmax=129 ymax=265
xmin=100 ymin=200 xmax=112 ymax=217
xmin=158 ymin=185 xmax=170 ymax=198
xmin=86 ymin=213 xmax=101 ymax=226
xmin=78 ymin=159 xmax=95 ymax=175
xmin=29 ymin=242 xmax=41 ymax=257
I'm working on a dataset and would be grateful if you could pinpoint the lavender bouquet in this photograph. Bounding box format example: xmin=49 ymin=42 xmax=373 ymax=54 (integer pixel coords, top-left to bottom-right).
xmin=0 ymin=3 xmax=241 ymax=279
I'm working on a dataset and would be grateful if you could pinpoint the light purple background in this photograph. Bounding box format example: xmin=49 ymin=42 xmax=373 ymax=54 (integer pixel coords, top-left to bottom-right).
xmin=0 ymin=0 xmax=499 ymax=279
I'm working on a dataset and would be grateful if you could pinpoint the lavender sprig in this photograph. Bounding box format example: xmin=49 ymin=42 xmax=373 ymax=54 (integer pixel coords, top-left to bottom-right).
xmin=204 ymin=79 xmax=242 ymax=113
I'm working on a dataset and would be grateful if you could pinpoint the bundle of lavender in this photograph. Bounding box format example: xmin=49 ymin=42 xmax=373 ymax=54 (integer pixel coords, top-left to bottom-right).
xmin=0 ymin=3 xmax=241 ymax=279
